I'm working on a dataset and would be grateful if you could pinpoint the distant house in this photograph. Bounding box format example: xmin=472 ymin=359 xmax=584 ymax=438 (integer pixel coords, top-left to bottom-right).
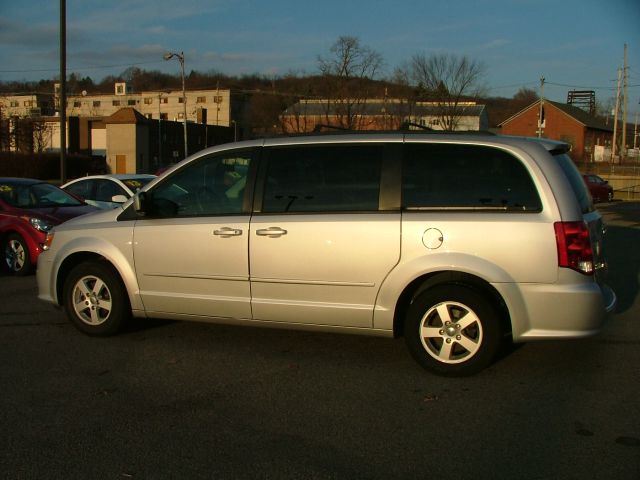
xmin=280 ymin=99 xmax=488 ymax=133
xmin=499 ymin=100 xmax=613 ymax=162
xmin=406 ymin=102 xmax=489 ymax=131
xmin=280 ymin=99 xmax=406 ymax=132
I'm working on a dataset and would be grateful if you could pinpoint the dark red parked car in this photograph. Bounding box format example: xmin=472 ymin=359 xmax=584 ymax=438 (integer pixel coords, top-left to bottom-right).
xmin=0 ymin=178 xmax=98 ymax=275
xmin=583 ymin=174 xmax=614 ymax=203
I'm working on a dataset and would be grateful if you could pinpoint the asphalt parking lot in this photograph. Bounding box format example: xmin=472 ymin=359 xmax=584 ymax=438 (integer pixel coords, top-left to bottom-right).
xmin=1 ymin=202 xmax=639 ymax=479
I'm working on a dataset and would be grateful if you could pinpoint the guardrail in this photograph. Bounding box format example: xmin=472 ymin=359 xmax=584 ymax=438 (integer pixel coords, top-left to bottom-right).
xmin=615 ymin=184 xmax=640 ymax=201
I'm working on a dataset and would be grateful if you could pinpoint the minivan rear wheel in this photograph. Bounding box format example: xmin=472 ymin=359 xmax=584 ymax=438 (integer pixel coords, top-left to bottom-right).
xmin=404 ymin=285 xmax=502 ymax=376
xmin=63 ymin=261 xmax=130 ymax=336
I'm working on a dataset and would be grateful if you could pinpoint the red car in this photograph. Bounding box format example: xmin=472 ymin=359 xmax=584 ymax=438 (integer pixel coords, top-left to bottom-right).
xmin=583 ymin=174 xmax=614 ymax=203
xmin=0 ymin=178 xmax=98 ymax=275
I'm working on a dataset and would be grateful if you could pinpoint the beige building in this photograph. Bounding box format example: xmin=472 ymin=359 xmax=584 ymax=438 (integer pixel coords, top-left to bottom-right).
xmin=1 ymin=82 xmax=232 ymax=127
xmin=0 ymin=93 xmax=56 ymax=118
xmin=65 ymin=82 xmax=232 ymax=126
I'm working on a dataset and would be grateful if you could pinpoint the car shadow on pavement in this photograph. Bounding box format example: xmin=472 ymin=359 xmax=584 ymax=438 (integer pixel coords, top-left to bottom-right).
xmin=600 ymin=201 xmax=640 ymax=313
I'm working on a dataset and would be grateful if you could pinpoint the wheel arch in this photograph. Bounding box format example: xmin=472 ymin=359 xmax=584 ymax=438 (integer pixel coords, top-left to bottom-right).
xmin=392 ymin=271 xmax=512 ymax=339
xmin=53 ymin=249 xmax=141 ymax=313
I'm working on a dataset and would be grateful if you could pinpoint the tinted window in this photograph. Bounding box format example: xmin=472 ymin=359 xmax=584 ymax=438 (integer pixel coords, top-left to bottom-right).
xmin=554 ymin=153 xmax=592 ymax=213
xmin=262 ymin=145 xmax=381 ymax=213
xmin=148 ymin=150 xmax=253 ymax=217
xmin=402 ymin=144 xmax=541 ymax=211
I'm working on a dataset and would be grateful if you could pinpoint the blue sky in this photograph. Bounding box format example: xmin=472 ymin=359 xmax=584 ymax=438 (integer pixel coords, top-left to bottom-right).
xmin=1 ymin=0 xmax=639 ymax=113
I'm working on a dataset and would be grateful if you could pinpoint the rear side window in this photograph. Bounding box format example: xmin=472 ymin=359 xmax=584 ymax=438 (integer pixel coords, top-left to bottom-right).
xmin=402 ymin=144 xmax=542 ymax=212
xmin=262 ymin=145 xmax=382 ymax=213
xmin=95 ymin=180 xmax=125 ymax=202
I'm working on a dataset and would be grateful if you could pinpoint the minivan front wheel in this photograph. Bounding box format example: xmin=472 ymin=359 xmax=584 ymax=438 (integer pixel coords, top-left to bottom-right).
xmin=63 ymin=261 xmax=130 ymax=336
xmin=405 ymin=285 xmax=502 ymax=376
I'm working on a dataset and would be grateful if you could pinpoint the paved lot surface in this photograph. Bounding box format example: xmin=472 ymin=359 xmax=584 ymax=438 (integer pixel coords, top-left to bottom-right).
xmin=1 ymin=202 xmax=639 ymax=479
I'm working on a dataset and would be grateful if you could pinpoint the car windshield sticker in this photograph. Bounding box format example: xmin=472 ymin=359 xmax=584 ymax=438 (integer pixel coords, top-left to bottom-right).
xmin=124 ymin=180 xmax=142 ymax=189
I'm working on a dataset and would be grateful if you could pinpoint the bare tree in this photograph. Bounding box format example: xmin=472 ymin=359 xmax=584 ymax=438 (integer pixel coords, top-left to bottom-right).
xmin=31 ymin=119 xmax=52 ymax=153
xmin=317 ymin=36 xmax=384 ymax=130
xmin=408 ymin=53 xmax=486 ymax=131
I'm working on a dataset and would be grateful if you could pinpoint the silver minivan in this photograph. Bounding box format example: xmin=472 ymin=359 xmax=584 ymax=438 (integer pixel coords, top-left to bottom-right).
xmin=37 ymin=133 xmax=616 ymax=375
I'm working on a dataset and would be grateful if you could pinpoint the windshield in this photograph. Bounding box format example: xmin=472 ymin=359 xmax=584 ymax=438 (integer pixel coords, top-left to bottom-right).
xmin=0 ymin=181 xmax=84 ymax=208
xmin=553 ymin=153 xmax=593 ymax=214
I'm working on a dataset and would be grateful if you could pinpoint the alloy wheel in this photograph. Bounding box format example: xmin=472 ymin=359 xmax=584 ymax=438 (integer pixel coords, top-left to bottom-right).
xmin=71 ymin=275 xmax=113 ymax=326
xmin=419 ymin=301 xmax=483 ymax=364
xmin=5 ymin=238 xmax=26 ymax=272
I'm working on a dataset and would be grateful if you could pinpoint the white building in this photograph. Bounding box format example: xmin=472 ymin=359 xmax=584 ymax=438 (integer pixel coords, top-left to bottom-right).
xmin=65 ymin=82 xmax=232 ymax=126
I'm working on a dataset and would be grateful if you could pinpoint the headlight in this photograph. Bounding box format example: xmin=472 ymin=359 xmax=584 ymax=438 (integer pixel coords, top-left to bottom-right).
xmin=29 ymin=217 xmax=54 ymax=232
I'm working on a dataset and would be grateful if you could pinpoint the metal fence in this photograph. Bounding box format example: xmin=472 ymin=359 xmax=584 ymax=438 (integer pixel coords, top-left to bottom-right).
xmin=575 ymin=161 xmax=640 ymax=201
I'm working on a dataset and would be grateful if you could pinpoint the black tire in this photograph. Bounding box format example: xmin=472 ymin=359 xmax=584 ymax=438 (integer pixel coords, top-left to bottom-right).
xmin=4 ymin=233 xmax=33 ymax=276
xmin=404 ymin=285 xmax=502 ymax=376
xmin=63 ymin=261 xmax=130 ymax=336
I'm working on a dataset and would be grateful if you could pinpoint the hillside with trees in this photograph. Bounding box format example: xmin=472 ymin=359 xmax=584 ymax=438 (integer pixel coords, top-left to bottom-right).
xmin=0 ymin=36 xmax=571 ymax=133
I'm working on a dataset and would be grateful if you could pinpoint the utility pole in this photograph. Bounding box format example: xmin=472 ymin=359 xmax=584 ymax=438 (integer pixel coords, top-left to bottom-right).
xmin=158 ymin=92 xmax=162 ymax=167
xmin=59 ymin=0 xmax=67 ymax=184
xmin=633 ymin=111 xmax=638 ymax=151
xmin=621 ymin=44 xmax=628 ymax=161
xmin=537 ymin=76 xmax=545 ymax=138
xmin=611 ymin=68 xmax=622 ymax=163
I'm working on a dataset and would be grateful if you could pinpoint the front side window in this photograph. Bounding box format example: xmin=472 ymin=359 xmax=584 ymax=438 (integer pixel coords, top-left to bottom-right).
xmin=148 ymin=150 xmax=253 ymax=217
xmin=262 ymin=145 xmax=382 ymax=213
xmin=402 ymin=144 xmax=542 ymax=212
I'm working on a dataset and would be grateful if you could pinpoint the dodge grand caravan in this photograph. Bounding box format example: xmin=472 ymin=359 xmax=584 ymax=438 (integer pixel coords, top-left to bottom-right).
xmin=37 ymin=133 xmax=617 ymax=375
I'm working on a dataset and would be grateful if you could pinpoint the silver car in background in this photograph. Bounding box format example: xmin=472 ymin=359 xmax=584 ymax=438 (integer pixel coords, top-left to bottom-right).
xmin=37 ymin=133 xmax=616 ymax=375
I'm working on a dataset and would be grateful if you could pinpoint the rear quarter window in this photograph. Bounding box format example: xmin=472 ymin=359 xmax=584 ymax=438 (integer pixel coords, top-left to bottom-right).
xmin=402 ymin=144 xmax=542 ymax=211
xmin=553 ymin=153 xmax=593 ymax=214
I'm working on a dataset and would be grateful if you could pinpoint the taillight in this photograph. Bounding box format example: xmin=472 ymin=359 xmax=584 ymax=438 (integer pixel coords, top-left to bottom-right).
xmin=554 ymin=222 xmax=594 ymax=275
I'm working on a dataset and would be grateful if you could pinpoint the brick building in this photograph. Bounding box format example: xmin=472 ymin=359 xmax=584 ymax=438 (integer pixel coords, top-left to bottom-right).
xmin=499 ymin=100 xmax=613 ymax=162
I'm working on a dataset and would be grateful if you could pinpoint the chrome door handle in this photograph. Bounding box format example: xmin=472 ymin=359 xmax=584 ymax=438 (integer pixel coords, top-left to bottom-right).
xmin=213 ymin=227 xmax=243 ymax=237
xmin=256 ymin=227 xmax=288 ymax=238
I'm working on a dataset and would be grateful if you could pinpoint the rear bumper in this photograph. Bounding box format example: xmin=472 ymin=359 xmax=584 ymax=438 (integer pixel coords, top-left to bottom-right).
xmin=497 ymin=280 xmax=616 ymax=342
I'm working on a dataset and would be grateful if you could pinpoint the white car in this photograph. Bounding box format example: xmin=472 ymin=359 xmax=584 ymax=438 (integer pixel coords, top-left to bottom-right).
xmin=62 ymin=174 xmax=156 ymax=209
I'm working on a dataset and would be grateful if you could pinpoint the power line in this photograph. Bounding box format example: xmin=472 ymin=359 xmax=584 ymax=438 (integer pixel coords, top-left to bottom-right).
xmin=0 ymin=60 xmax=164 ymax=74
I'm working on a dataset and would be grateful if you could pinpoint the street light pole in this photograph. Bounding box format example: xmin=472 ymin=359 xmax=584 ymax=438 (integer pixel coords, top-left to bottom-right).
xmin=164 ymin=51 xmax=188 ymax=159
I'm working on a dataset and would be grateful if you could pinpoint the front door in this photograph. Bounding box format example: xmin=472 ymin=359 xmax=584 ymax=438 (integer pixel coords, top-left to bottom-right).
xmin=134 ymin=149 xmax=256 ymax=319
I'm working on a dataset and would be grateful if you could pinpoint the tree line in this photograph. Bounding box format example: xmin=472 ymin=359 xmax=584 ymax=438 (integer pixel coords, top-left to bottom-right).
xmin=1 ymin=36 xmax=544 ymax=132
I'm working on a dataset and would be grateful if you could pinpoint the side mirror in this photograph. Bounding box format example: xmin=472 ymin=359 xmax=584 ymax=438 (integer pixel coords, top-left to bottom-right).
xmin=111 ymin=194 xmax=128 ymax=204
